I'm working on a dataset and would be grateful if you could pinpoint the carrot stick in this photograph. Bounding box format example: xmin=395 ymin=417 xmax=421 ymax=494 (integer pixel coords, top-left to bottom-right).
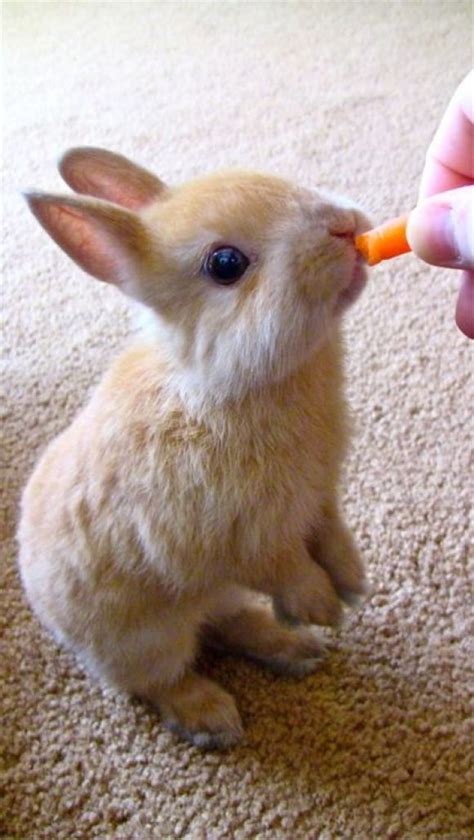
xmin=355 ymin=213 xmax=411 ymax=265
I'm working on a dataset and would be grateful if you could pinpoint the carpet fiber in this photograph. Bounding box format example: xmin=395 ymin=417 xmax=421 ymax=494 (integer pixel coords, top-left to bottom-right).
xmin=2 ymin=2 xmax=473 ymax=838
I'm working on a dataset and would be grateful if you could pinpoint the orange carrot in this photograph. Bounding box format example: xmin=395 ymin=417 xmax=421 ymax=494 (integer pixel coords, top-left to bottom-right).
xmin=355 ymin=213 xmax=411 ymax=265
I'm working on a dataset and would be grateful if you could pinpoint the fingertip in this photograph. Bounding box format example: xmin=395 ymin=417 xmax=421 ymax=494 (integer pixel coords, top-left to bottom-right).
xmin=407 ymin=201 xmax=459 ymax=268
xmin=408 ymin=189 xmax=474 ymax=271
xmin=455 ymin=271 xmax=474 ymax=339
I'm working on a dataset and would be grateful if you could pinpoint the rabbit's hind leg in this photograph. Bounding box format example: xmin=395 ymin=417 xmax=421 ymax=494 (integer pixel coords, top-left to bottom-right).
xmin=93 ymin=609 xmax=243 ymax=750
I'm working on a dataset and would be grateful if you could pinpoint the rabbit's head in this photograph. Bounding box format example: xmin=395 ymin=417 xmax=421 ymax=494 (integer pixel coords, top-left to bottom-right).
xmin=25 ymin=148 xmax=369 ymax=401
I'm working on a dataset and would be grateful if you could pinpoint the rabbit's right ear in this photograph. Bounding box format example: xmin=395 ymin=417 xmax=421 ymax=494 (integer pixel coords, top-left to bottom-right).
xmin=59 ymin=147 xmax=168 ymax=211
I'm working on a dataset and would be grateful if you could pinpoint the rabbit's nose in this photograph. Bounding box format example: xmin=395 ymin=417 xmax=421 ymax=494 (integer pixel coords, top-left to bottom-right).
xmin=327 ymin=210 xmax=357 ymax=239
xmin=329 ymin=212 xmax=373 ymax=240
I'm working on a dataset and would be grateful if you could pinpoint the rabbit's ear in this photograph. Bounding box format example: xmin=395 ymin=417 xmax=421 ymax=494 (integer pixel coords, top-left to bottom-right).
xmin=59 ymin=147 xmax=168 ymax=210
xmin=24 ymin=192 xmax=150 ymax=291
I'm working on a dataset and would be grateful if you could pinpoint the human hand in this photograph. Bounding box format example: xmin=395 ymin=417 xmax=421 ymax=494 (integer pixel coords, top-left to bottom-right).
xmin=406 ymin=71 xmax=474 ymax=339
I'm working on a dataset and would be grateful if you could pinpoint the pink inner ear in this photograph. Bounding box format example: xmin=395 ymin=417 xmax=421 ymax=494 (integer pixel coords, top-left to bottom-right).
xmin=60 ymin=149 xmax=165 ymax=211
xmin=32 ymin=200 xmax=122 ymax=284
xmin=68 ymin=167 xmax=154 ymax=211
xmin=102 ymin=179 xmax=155 ymax=211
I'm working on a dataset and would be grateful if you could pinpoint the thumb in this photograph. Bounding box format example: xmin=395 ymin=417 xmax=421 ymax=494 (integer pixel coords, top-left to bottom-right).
xmin=406 ymin=185 xmax=474 ymax=271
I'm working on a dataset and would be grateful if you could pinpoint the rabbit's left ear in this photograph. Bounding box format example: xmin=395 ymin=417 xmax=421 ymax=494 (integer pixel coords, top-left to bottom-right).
xmin=24 ymin=191 xmax=152 ymax=294
xmin=59 ymin=147 xmax=168 ymax=211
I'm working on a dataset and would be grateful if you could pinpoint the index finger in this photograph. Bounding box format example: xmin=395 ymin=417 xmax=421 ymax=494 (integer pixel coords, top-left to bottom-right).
xmin=419 ymin=70 xmax=474 ymax=200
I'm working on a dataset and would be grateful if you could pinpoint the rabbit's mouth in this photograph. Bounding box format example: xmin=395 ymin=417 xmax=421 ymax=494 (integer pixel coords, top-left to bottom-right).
xmin=334 ymin=251 xmax=368 ymax=313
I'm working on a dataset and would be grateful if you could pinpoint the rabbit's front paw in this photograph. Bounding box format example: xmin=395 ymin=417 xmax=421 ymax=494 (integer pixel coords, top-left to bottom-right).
xmin=306 ymin=518 xmax=369 ymax=606
xmin=273 ymin=561 xmax=343 ymax=628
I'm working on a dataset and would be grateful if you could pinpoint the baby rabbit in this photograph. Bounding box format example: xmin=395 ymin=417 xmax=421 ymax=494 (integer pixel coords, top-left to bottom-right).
xmin=18 ymin=148 xmax=369 ymax=748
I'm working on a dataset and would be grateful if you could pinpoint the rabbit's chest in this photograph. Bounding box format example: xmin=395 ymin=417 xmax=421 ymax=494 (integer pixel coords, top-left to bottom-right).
xmin=158 ymin=408 xmax=341 ymax=552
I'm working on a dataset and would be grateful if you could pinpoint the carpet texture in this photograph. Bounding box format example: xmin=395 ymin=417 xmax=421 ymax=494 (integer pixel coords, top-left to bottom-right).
xmin=2 ymin=2 xmax=473 ymax=838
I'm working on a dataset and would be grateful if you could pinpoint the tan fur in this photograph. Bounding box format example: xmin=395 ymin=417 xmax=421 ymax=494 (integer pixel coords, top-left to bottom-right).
xmin=18 ymin=149 xmax=369 ymax=748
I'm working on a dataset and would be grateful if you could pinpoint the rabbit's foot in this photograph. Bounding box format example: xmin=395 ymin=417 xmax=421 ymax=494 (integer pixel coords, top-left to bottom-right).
xmin=206 ymin=589 xmax=325 ymax=677
xmin=158 ymin=671 xmax=243 ymax=750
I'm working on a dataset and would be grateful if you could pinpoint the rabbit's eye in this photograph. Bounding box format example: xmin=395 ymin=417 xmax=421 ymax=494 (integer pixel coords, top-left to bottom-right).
xmin=204 ymin=247 xmax=250 ymax=285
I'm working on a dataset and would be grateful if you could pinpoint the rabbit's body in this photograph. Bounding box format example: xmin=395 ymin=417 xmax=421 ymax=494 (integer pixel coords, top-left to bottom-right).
xmin=18 ymin=149 xmax=369 ymax=747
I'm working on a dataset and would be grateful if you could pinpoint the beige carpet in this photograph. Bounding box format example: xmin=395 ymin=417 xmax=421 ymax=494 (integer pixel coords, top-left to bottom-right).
xmin=2 ymin=2 xmax=473 ymax=837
